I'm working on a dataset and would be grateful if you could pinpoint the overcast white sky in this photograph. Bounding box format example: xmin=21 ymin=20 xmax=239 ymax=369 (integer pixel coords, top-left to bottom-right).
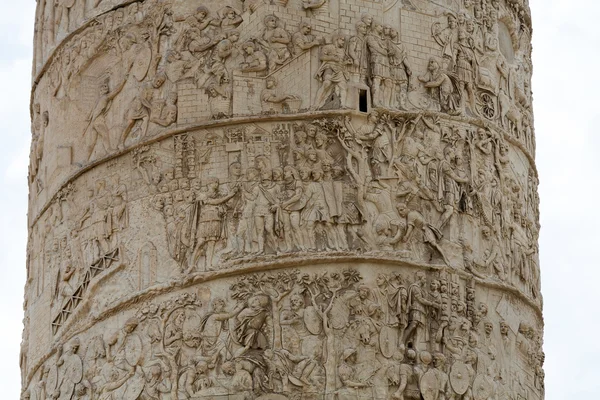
xmin=0 ymin=0 xmax=598 ymax=398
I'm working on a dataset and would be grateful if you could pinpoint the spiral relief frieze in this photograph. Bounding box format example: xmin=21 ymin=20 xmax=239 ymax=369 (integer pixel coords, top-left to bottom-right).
xmin=23 ymin=0 xmax=543 ymax=399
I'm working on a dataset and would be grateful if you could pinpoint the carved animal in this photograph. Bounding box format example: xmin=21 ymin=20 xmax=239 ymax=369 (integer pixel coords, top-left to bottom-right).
xmin=499 ymin=90 xmax=523 ymax=135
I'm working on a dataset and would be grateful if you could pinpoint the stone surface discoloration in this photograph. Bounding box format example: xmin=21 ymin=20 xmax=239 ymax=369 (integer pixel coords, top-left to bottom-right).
xmin=23 ymin=0 xmax=542 ymax=399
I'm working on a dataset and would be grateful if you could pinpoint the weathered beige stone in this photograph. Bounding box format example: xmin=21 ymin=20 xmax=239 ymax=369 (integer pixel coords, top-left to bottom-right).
xmin=23 ymin=0 xmax=543 ymax=399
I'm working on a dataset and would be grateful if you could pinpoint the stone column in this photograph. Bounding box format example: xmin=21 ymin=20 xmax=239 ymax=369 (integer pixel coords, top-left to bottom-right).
xmin=23 ymin=0 xmax=543 ymax=399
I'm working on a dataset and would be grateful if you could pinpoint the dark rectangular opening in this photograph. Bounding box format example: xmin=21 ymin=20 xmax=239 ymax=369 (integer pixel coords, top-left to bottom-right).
xmin=359 ymin=89 xmax=368 ymax=112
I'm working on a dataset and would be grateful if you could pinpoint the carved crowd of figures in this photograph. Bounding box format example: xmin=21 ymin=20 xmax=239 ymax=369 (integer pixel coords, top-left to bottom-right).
xmin=25 ymin=176 xmax=129 ymax=333
xmin=425 ymin=0 xmax=534 ymax=154
xmin=29 ymin=104 xmax=49 ymax=192
xmin=141 ymin=112 xmax=540 ymax=303
xmin=25 ymin=0 xmax=542 ymax=398
xmin=23 ymin=269 xmax=544 ymax=400
xmin=30 ymin=0 xmax=536 ymax=181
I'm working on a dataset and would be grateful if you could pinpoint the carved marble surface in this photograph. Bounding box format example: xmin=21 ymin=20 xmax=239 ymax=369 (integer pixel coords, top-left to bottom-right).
xmin=23 ymin=0 xmax=542 ymax=399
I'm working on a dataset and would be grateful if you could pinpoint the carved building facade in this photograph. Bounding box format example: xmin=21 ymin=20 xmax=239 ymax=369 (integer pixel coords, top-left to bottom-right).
xmin=23 ymin=0 xmax=543 ymax=399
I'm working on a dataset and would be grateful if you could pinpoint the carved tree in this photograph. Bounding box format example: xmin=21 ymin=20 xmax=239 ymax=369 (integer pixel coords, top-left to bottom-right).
xmin=297 ymin=268 xmax=362 ymax=400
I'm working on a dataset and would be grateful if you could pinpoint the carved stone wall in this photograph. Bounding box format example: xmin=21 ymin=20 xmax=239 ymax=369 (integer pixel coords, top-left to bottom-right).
xmin=23 ymin=0 xmax=542 ymax=399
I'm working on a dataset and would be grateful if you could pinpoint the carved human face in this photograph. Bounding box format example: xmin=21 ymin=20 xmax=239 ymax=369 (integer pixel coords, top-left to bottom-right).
xmin=101 ymin=82 xmax=110 ymax=95
xmin=315 ymin=136 xmax=325 ymax=147
xmin=358 ymin=287 xmax=369 ymax=299
xmin=266 ymin=79 xmax=275 ymax=89
xmin=469 ymin=333 xmax=478 ymax=348
xmin=266 ymin=17 xmax=278 ymax=29
xmin=499 ymin=322 xmax=511 ymax=338
xmin=153 ymin=75 xmax=166 ymax=88
xmin=466 ymin=20 xmax=475 ymax=33
xmin=302 ymin=25 xmax=311 ymax=35
xmin=362 ymin=15 xmax=373 ymax=27
xmin=114 ymin=11 xmax=124 ymax=27
xmin=273 ymin=168 xmax=283 ymax=181
xmin=299 ymin=168 xmax=310 ymax=181
xmin=197 ymin=11 xmax=207 ymax=21
xmin=448 ymin=17 xmax=457 ymax=29
xmin=485 ymin=322 xmax=493 ymax=335
xmin=250 ymin=296 xmax=266 ymax=310
xmin=465 ymin=349 xmax=476 ymax=364
xmin=376 ymin=274 xmax=386 ymax=286
xmin=367 ymin=112 xmax=378 ymax=124
xmin=428 ymin=59 xmax=439 ymax=72
xmin=244 ymin=45 xmax=254 ymax=55
xmin=295 ymin=131 xmax=306 ymax=144
xmin=336 ymin=36 xmax=345 ymax=48
xmin=373 ymin=23 xmax=383 ymax=35
xmin=433 ymin=354 xmax=445 ymax=368
xmin=104 ymin=15 xmax=113 ymax=31
xmin=213 ymin=299 xmax=226 ymax=312
xmin=430 ymin=281 xmax=440 ymax=292
xmin=261 ymin=169 xmax=272 ymax=182
xmin=291 ymin=296 xmax=304 ymax=310
xmin=357 ymin=23 xmax=367 ymax=35
xmin=230 ymin=163 xmax=242 ymax=178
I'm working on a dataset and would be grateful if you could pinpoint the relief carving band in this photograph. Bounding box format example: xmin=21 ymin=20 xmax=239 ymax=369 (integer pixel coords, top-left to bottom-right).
xmin=24 ymin=0 xmax=542 ymax=399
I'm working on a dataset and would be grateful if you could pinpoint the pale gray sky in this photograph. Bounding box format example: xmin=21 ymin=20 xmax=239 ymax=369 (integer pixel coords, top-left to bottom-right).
xmin=0 ymin=0 xmax=597 ymax=398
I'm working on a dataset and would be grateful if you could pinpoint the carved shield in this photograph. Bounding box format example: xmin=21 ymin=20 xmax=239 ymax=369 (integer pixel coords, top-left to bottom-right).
xmin=329 ymin=298 xmax=350 ymax=330
xmin=63 ymin=354 xmax=83 ymax=384
xmin=449 ymin=361 xmax=471 ymax=395
xmin=58 ymin=383 xmax=75 ymax=400
xmin=132 ymin=45 xmax=152 ymax=82
xmin=125 ymin=334 xmax=143 ymax=367
xmin=473 ymin=375 xmax=494 ymax=400
xmin=122 ymin=373 xmax=145 ymax=400
xmin=303 ymin=306 xmax=323 ymax=335
xmin=420 ymin=370 xmax=440 ymax=400
xmin=379 ymin=325 xmax=398 ymax=359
